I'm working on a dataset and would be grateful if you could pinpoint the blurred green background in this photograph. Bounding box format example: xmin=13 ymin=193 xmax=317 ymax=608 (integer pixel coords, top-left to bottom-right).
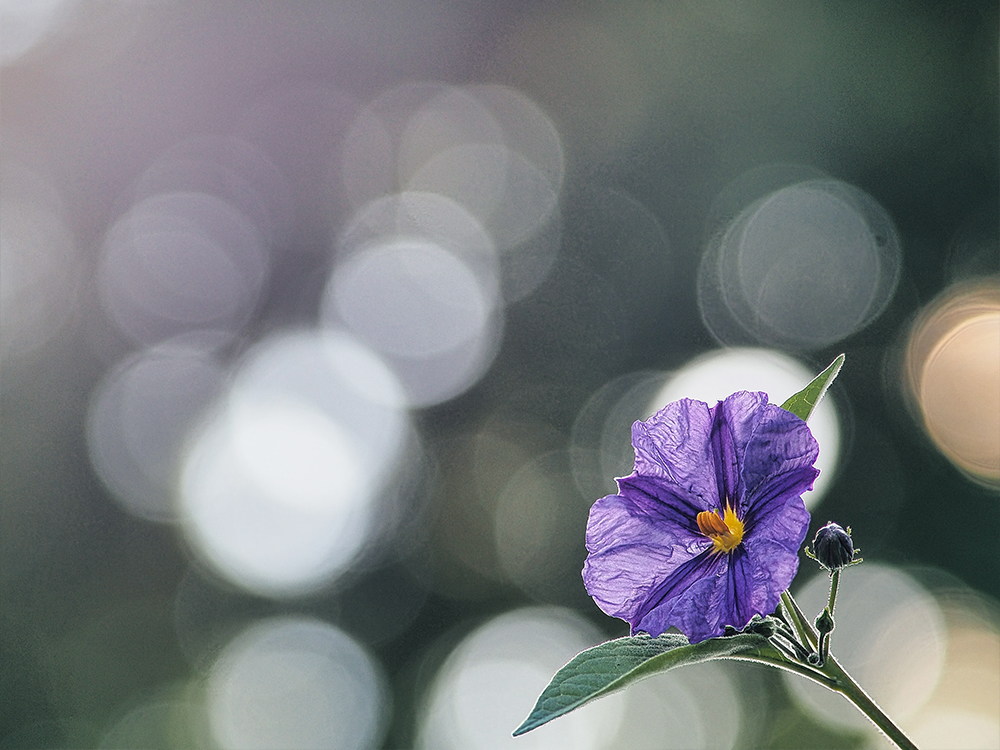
xmin=1 ymin=2 xmax=997 ymax=748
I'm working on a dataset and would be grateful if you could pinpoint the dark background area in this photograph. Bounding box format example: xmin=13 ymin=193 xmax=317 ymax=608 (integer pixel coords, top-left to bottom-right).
xmin=1 ymin=2 xmax=997 ymax=749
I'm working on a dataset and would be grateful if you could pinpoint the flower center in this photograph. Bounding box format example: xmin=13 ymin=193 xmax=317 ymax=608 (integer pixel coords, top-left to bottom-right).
xmin=696 ymin=503 xmax=744 ymax=554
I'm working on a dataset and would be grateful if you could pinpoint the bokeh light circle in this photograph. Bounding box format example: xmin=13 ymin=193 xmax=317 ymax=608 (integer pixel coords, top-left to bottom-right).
xmin=648 ymin=348 xmax=841 ymax=506
xmin=426 ymin=415 xmax=566 ymax=599
xmin=98 ymin=683 xmax=206 ymax=750
xmin=904 ymin=278 xmax=1000 ymax=487
xmin=206 ymin=617 xmax=388 ymax=750
xmin=130 ymin=135 xmax=294 ymax=249
xmin=99 ymin=191 xmax=269 ymax=346
xmin=339 ymin=87 xmax=412 ymax=209
xmin=0 ymin=160 xmax=80 ymax=361
xmin=466 ymin=83 xmax=565 ymax=195
xmin=340 ymin=82 xmax=563 ymax=304
xmin=324 ymin=191 xmax=503 ymax=406
xmin=87 ymin=334 xmax=228 ymax=522
xmin=699 ymin=179 xmax=901 ymax=350
xmin=396 ymin=86 xmax=504 ymax=187
xmin=417 ymin=607 xmax=624 ymax=750
xmin=341 ymin=82 xmax=563 ymax=213
xmin=609 ymin=659 xmax=742 ymax=749
xmin=331 ymin=239 xmax=493 ymax=358
xmin=408 ymin=143 xmax=560 ymax=256
xmin=493 ymin=450 xmax=590 ymax=606
xmin=178 ymin=329 xmax=410 ymax=597
xmin=892 ymin=590 xmax=1000 ymax=750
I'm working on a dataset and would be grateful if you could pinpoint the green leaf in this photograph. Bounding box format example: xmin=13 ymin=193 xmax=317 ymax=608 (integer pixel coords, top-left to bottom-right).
xmin=513 ymin=631 xmax=773 ymax=736
xmin=780 ymin=354 xmax=845 ymax=423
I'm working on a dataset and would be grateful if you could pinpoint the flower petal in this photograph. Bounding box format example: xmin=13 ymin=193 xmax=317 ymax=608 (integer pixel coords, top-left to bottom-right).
xmin=741 ymin=403 xmax=817 ymax=542
xmin=741 ymin=535 xmax=803 ymax=612
xmin=630 ymin=399 xmax=718 ymax=505
xmin=631 ymin=548 xmax=724 ymax=638
xmin=615 ymin=474 xmax=704 ymax=533
xmin=709 ymin=391 xmax=770 ymax=508
xmin=712 ymin=547 xmax=755 ymax=633
xmin=583 ymin=492 xmax=706 ymax=623
xmin=743 ymin=468 xmax=813 ymax=549
xmin=742 ymin=403 xmax=819 ymax=500
xmin=658 ymin=544 xmax=784 ymax=643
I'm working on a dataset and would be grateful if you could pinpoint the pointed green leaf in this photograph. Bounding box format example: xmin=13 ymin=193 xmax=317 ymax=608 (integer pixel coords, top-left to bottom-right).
xmin=780 ymin=354 xmax=845 ymax=423
xmin=513 ymin=632 xmax=773 ymax=736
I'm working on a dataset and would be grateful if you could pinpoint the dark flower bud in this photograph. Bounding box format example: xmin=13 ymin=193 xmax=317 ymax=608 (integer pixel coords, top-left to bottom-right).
xmin=812 ymin=522 xmax=854 ymax=570
xmin=815 ymin=608 xmax=835 ymax=635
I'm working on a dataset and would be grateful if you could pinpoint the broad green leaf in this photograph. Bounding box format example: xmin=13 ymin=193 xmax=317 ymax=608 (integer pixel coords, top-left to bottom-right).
xmin=780 ymin=354 xmax=845 ymax=423
xmin=513 ymin=632 xmax=773 ymax=736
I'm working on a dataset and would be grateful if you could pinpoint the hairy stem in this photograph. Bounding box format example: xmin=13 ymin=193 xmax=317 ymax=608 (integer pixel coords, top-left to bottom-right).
xmin=823 ymin=653 xmax=919 ymax=750
xmin=780 ymin=591 xmax=818 ymax=650
xmin=779 ymin=590 xmax=917 ymax=749
xmin=828 ymin=569 xmax=840 ymax=613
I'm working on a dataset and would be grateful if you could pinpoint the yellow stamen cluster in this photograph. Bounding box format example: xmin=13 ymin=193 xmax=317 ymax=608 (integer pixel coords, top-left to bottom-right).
xmin=696 ymin=503 xmax=744 ymax=554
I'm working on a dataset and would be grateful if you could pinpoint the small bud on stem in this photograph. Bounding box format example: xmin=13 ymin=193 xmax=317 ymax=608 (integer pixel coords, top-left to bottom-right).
xmin=806 ymin=522 xmax=862 ymax=571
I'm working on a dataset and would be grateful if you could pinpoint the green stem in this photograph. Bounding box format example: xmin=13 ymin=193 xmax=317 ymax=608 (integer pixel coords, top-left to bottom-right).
xmin=818 ymin=569 xmax=841 ymax=666
xmin=827 ymin=569 xmax=840 ymax=613
xmin=730 ymin=650 xmax=837 ymax=689
xmin=780 ymin=591 xmax=818 ymax=649
xmin=822 ymin=653 xmax=919 ymax=750
xmin=771 ymin=623 xmax=814 ymax=662
xmin=778 ymin=591 xmax=918 ymax=750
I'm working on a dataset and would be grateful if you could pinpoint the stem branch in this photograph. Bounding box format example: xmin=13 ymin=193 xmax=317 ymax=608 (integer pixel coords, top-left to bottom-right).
xmin=823 ymin=654 xmax=919 ymax=750
xmin=780 ymin=591 xmax=817 ymax=650
xmin=778 ymin=591 xmax=917 ymax=749
xmin=728 ymin=650 xmax=837 ymax=689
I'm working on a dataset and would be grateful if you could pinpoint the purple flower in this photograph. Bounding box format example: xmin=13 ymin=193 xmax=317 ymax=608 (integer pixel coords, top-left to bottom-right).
xmin=582 ymin=391 xmax=818 ymax=643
